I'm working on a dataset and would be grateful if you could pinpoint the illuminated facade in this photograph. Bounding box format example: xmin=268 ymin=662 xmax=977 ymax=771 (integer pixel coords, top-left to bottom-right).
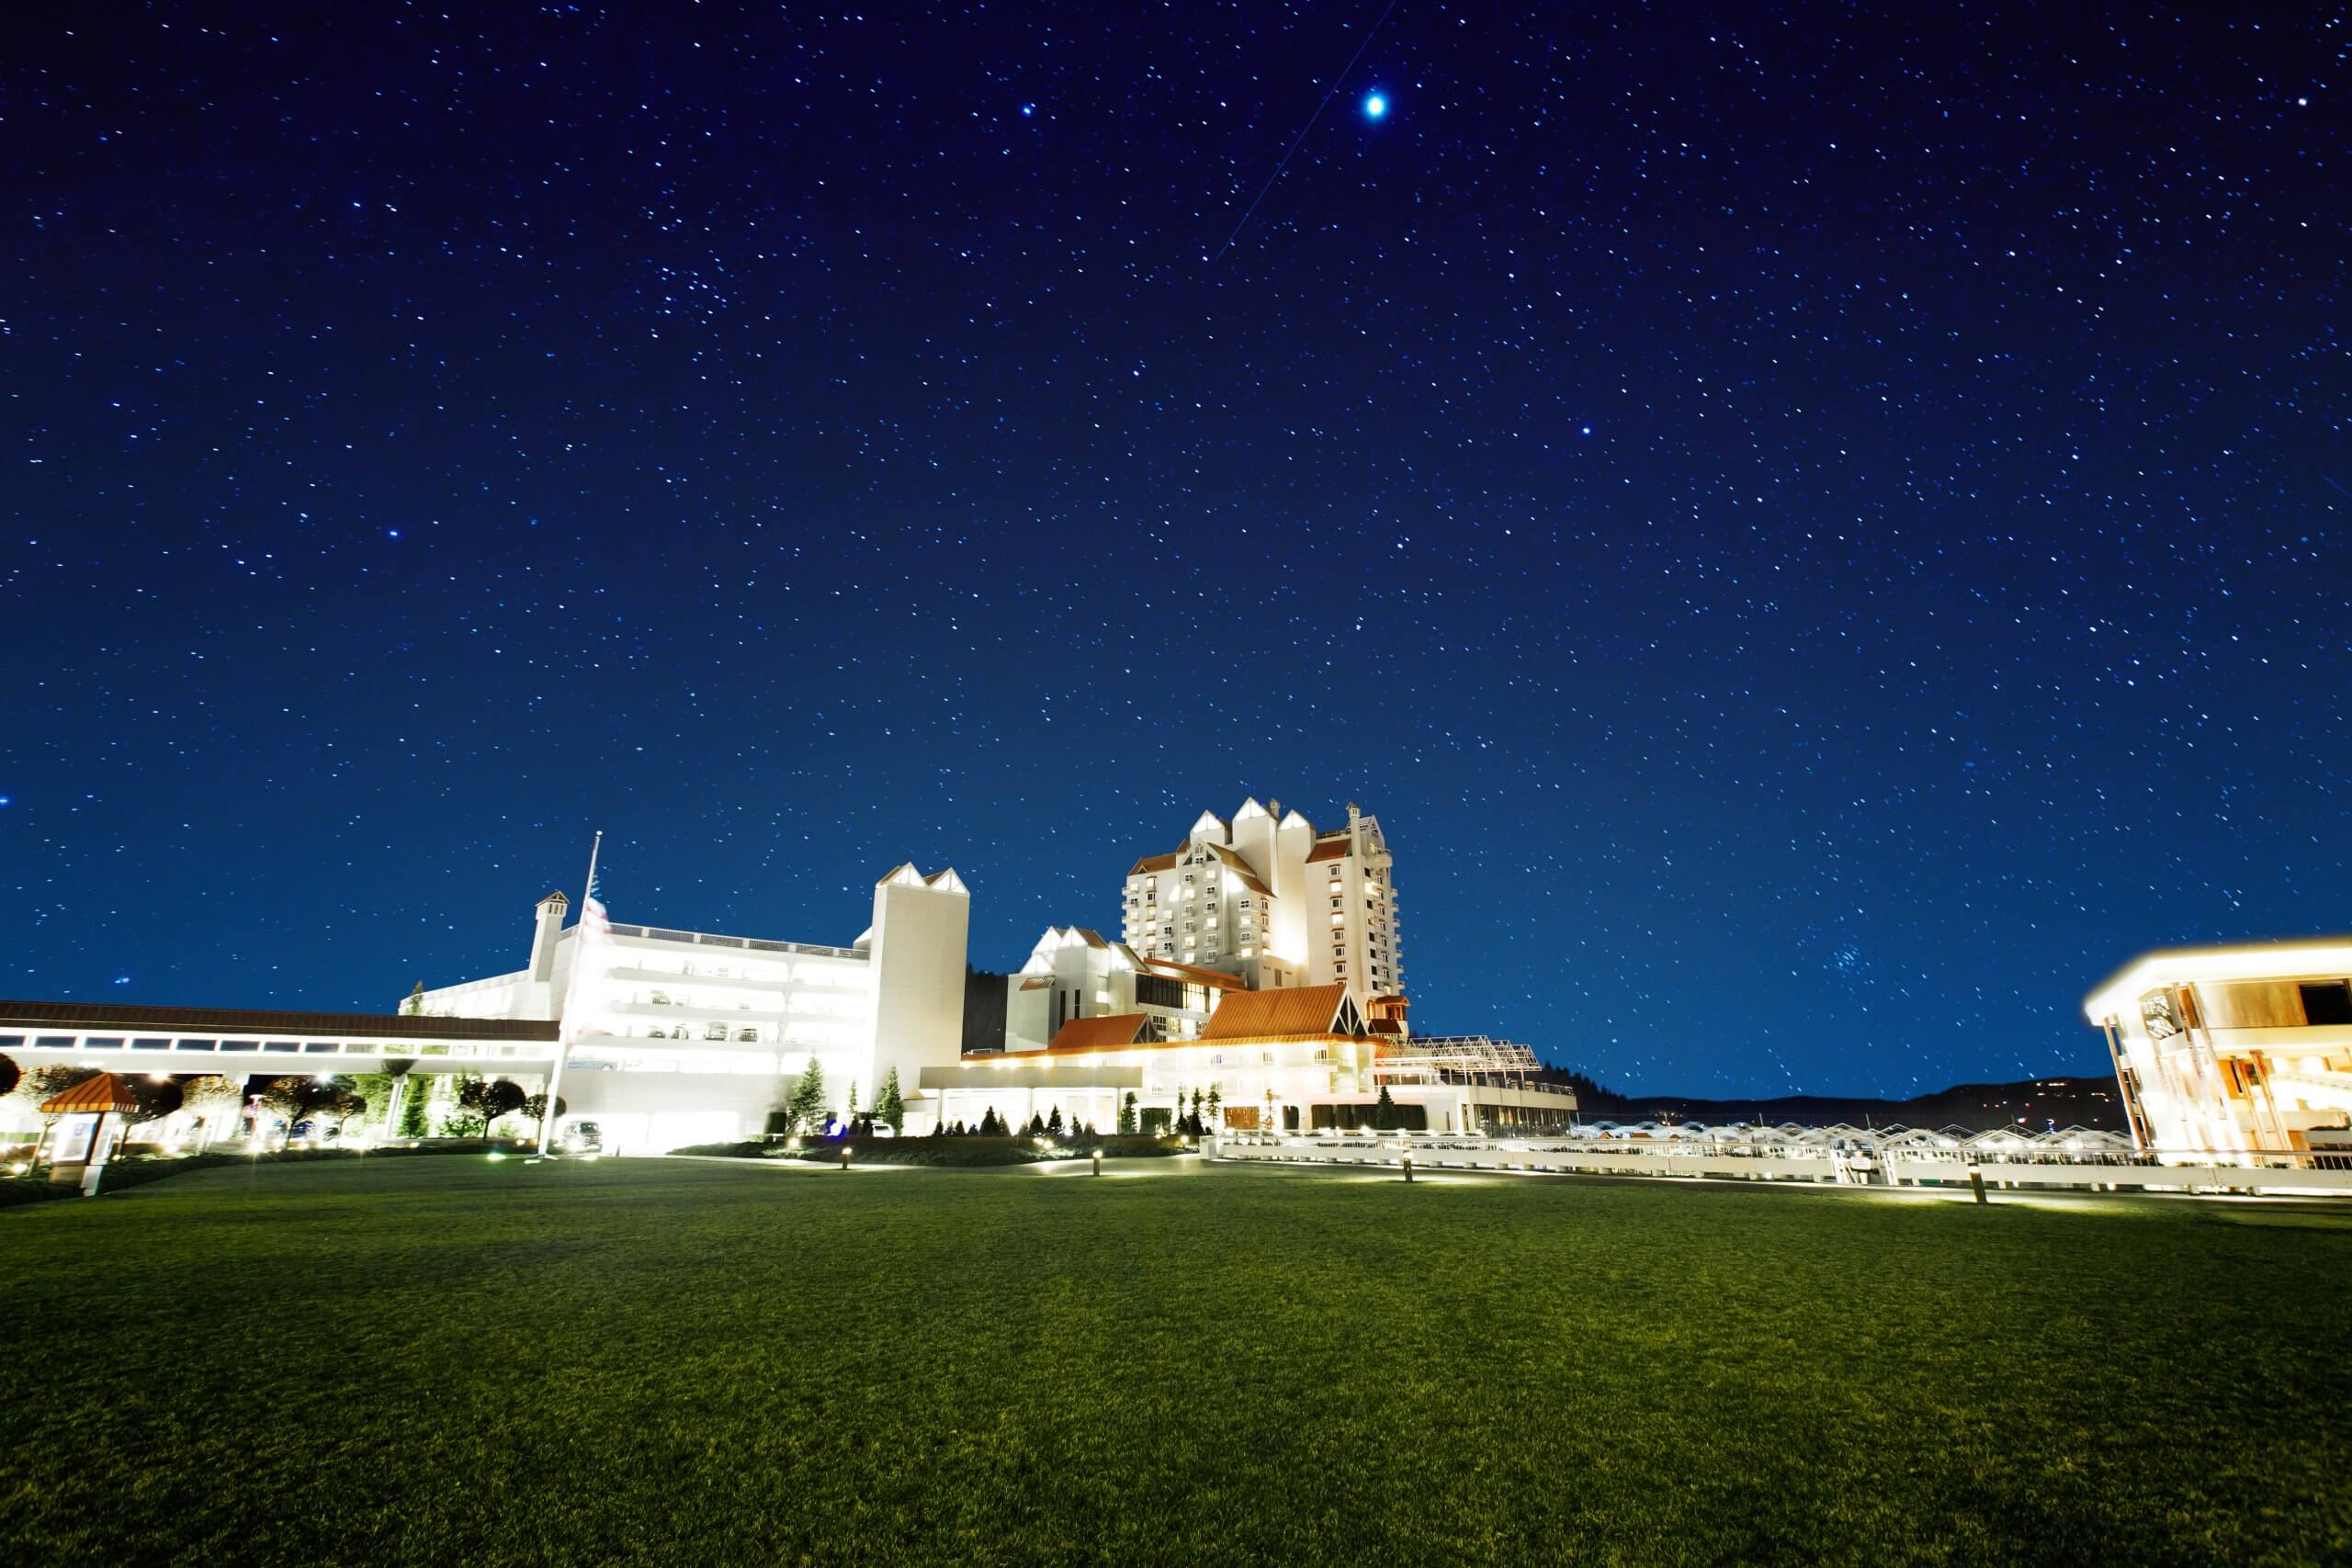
xmin=1 ymin=797 xmax=1574 ymax=1155
xmin=1120 ymin=799 xmax=1401 ymax=995
xmin=1001 ymin=926 xmax=1248 ymax=1054
xmin=414 ymin=863 xmax=970 ymax=1151
xmin=2085 ymin=940 xmax=2352 ymax=1161
xmin=923 ymin=982 xmax=1576 ymax=1135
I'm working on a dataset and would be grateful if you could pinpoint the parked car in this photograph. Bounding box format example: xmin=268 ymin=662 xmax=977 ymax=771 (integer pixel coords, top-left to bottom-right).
xmin=558 ymin=1122 xmax=605 ymax=1157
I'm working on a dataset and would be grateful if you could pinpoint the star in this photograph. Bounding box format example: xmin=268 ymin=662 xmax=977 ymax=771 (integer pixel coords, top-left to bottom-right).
xmin=1363 ymin=92 xmax=1387 ymax=121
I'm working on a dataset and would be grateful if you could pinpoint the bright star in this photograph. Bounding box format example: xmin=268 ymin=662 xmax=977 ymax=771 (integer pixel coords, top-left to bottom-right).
xmin=1363 ymin=92 xmax=1387 ymax=121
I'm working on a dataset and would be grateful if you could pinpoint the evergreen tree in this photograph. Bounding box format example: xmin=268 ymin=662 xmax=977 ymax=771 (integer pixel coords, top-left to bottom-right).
xmin=401 ymin=981 xmax=424 ymax=1017
xmin=1374 ymin=1084 xmax=1397 ymax=1130
xmin=1204 ymin=1086 xmax=1222 ymax=1127
xmin=875 ymin=1066 xmax=906 ymax=1134
xmin=399 ymin=1083 xmax=431 ymax=1138
xmin=979 ymin=1107 xmax=1002 ymax=1136
xmin=1119 ymin=1091 xmax=1138 ymax=1134
xmin=786 ymin=1056 xmax=828 ymax=1134
xmin=1046 ymin=1105 xmax=1064 ymax=1138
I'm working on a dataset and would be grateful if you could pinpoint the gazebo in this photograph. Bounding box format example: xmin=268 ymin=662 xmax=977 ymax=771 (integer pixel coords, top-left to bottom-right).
xmin=40 ymin=1072 xmax=142 ymax=1192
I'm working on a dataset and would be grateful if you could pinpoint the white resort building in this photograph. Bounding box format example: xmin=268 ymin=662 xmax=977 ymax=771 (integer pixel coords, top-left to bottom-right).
xmin=2 ymin=797 xmax=1576 ymax=1154
xmin=1001 ymin=926 xmax=1250 ymax=1054
xmin=405 ymin=863 xmax=972 ymax=1152
xmin=2086 ymin=939 xmax=2352 ymax=1163
xmin=1120 ymin=799 xmax=1401 ymax=994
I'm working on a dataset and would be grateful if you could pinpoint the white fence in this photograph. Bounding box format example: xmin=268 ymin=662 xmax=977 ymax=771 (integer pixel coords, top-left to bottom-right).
xmin=1211 ymin=1135 xmax=2352 ymax=1197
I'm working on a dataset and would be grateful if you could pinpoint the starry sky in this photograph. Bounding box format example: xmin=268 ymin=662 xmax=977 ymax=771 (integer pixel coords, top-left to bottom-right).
xmin=4 ymin=3 xmax=2345 ymax=1096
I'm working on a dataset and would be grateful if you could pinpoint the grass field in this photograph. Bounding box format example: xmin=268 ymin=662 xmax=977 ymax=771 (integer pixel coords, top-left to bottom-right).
xmin=2 ymin=1156 xmax=2346 ymax=1566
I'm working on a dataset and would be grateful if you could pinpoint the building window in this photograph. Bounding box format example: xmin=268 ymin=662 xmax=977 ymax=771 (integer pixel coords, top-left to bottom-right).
xmin=2301 ymin=982 xmax=2352 ymax=1026
xmin=704 ymin=1022 xmax=729 ymax=1042
xmin=738 ymin=1027 xmax=760 ymax=1043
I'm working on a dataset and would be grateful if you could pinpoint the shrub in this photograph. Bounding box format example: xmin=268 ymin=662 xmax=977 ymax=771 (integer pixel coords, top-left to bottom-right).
xmin=668 ymin=1140 xmax=783 ymax=1159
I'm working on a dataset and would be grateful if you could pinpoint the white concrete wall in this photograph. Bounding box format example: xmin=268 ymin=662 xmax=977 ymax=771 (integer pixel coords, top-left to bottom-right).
xmin=865 ymin=873 xmax=969 ymax=1103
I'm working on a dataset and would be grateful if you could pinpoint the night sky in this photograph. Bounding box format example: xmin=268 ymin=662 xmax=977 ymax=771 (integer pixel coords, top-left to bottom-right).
xmin=5 ymin=4 xmax=2345 ymax=1096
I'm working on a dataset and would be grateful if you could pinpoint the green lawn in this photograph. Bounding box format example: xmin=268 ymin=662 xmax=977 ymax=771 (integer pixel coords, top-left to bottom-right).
xmin=2 ymin=1157 xmax=2346 ymax=1566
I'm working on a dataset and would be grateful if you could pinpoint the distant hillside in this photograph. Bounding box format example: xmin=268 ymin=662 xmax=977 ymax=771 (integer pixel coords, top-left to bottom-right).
xmin=1548 ymin=1073 xmax=2127 ymax=1134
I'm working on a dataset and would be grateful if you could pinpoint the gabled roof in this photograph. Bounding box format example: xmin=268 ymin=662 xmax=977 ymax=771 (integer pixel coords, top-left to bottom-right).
xmin=1046 ymin=1014 xmax=1151 ymax=1052
xmin=1306 ymin=839 xmax=1351 ymax=863
xmin=40 ymin=1072 xmax=141 ymax=1114
xmin=1205 ymin=843 xmax=1273 ymax=895
xmin=1201 ymin=983 xmax=1360 ymax=1043
xmin=1127 ymin=851 xmax=1180 ymax=877
xmin=873 ymin=863 xmax=969 ymax=897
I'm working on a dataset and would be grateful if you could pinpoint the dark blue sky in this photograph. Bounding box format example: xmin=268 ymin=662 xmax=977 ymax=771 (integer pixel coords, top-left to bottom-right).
xmin=4 ymin=3 xmax=2344 ymax=1095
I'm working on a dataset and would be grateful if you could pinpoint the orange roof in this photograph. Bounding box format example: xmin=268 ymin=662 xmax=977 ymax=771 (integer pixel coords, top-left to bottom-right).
xmin=1201 ymin=983 xmax=1351 ymax=1042
xmin=40 ymin=1072 xmax=141 ymax=1114
xmin=1206 ymin=843 xmax=1272 ymax=890
xmin=1148 ymin=959 xmax=1249 ymax=991
xmin=1127 ymin=852 xmax=1179 ymax=877
xmin=1046 ymin=1013 xmax=1151 ymax=1051
xmin=1306 ymin=839 xmax=1351 ymax=863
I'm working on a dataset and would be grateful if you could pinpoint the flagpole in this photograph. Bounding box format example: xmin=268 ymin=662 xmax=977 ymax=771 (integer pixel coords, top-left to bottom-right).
xmin=537 ymin=829 xmax=601 ymax=1157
